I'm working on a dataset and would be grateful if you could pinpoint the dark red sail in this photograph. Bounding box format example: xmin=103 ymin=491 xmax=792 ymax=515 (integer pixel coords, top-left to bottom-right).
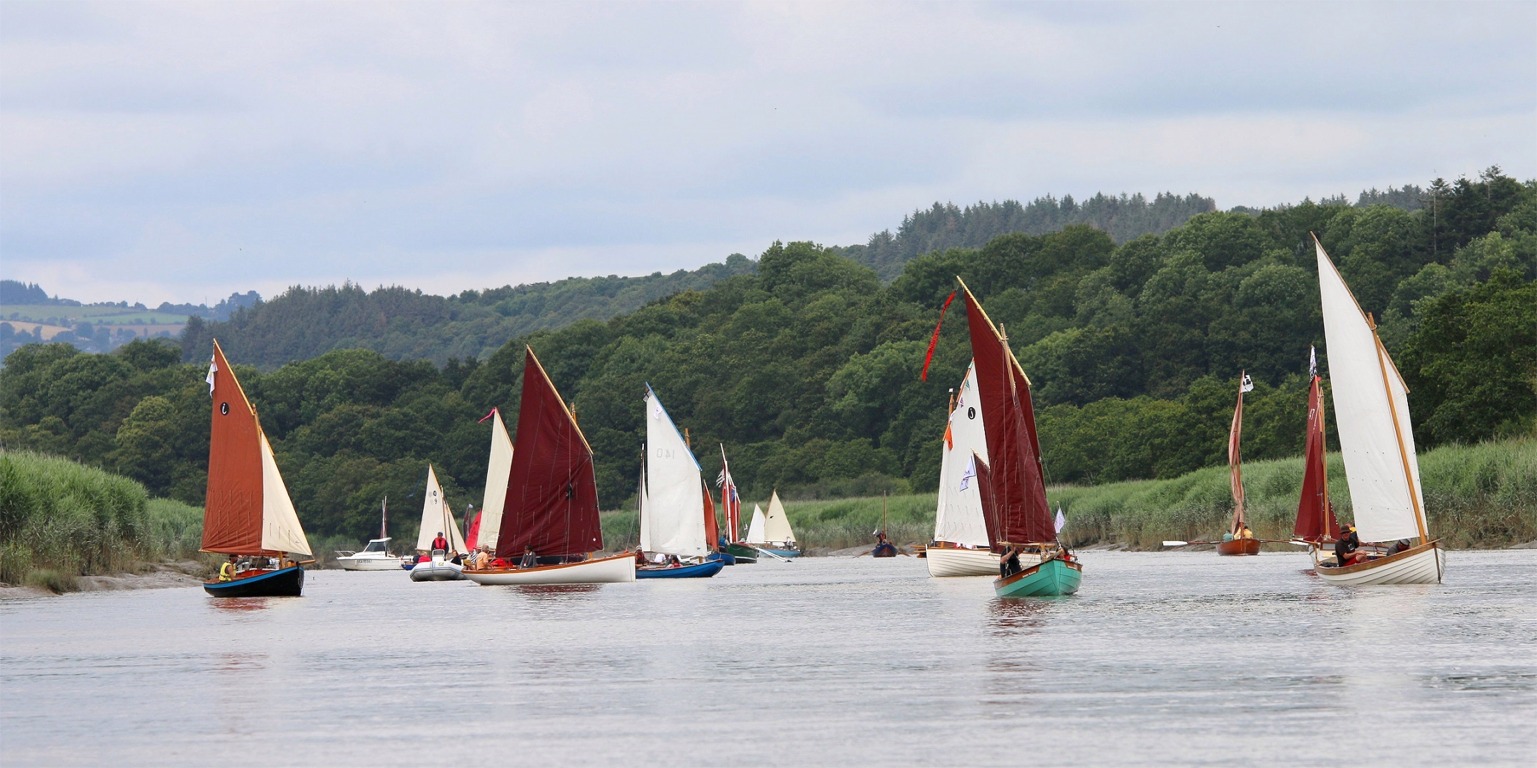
xmin=961 ymin=280 xmax=1056 ymax=545
xmin=496 ymin=347 xmax=604 ymax=559
xmin=1294 ymin=375 xmax=1340 ymax=542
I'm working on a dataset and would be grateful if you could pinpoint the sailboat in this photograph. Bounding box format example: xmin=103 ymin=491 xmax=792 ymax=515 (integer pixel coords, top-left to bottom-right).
xmin=336 ymin=497 xmax=399 ymax=571
xmin=1293 ymin=349 xmax=1342 ymax=554
xmin=200 ymin=340 xmax=313 ymax=597
xmin=634 ymin=386 xmax=725 ymax=579
xmin=463 ymin=347 xmax=635 ymax=586
xmin=463 ymin=407 xmax=514 ymax=570
xmin=926 ymin=361 xmax=999 ymax=576
xmin=957 ymin=278 xmax=1081 ymax=597
xmin=1311 ymin=236 xmax=1444 ymax=585
xmin=1217 ymin=372 xmax=1262 ymax=556
xmin=743 ymin=491 xmax=800 ymax=557
xmin=408 ymin=464 xmax=468 ymax=582
xmin=716 ymin=447 xmax=757 ymax=563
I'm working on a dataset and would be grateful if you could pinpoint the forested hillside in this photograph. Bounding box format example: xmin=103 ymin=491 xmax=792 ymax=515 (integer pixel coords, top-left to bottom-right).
xmin=2 ymin=169 xmax=1531 ymax=545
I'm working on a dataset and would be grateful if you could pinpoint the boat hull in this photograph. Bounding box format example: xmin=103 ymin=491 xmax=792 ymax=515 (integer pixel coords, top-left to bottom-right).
xmin=337 ymin=554 xmax=401 ymax=571
xmin=1316 ymin=541 xmax=1444 ymax=585
xmin=464 ymin=552 xmax=636 ymax=585
xmin=707 ymin=552 xmax=737 ymax=566
xmin=993 ymin=557 xmax=1082 ymax=597
xmin=408 ymin=560 xmax=465 ymax=582
xmin=926 ymin=544 xmax=997 ymax=577
xmin=203 ymin=565 xmax=305 ymax=597
xmin=871 ymin=543 xmax=897 ymax=558
xmin=1215 ymin=538 xmax=1262 ymax=556
xmin=636 ymin=560 xmax=725 ymax=579
xmin=721 ymin=543 xmax=758 ymax=563
xmin=751 ymin=546 xmax=801 ymax=558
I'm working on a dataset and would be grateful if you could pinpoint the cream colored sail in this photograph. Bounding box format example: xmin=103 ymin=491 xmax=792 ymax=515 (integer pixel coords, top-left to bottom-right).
xmin=763 ymin=491 xmax=795 ymax=544
xmin=258 ymin=434 xmax=312 ymax=556
xmin=1316 ymin=239 xmax=1427 ymax=543
xmin=476 ymin=409 xmax=513 ymax=550
xmin=745 ymin=504 xmax=766 ymax=544
xmin=641 ymin=386 xmax=707 ymax=557
xmin=415 ymin=465 xmax=465 ymax=552
xmin=933 ymin=362 xmax=989 ymax=547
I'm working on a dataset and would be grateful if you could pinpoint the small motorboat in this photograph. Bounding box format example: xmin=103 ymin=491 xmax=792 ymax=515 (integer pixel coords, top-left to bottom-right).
xmin=336 ymin=537 xmax=401 ymax=571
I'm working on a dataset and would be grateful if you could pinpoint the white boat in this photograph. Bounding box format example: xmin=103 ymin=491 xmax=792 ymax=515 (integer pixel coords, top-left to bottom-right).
xmin=744 ymin=492 xmax=800 ymax=557
xmin=408 ymin=464 xmax=467 ymax=582
xmin=927 ymin=361 xmax=997 ymax=577
xmin=634 ymin=385 xmax=721 ymax=578
xmin=1311 ymin=235 xmax=1444 ymax=585
xmin=463 ymin=346 xmax=634 ymax=586
xmin=336 ymin=498 xmax=401 ymax=571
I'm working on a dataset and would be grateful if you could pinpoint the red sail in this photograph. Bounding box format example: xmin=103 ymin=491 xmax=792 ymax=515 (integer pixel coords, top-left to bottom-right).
xmin=1294 ymin=375 xmax=1339 ymax=542
xmin=702 ymin=480 xmax=719 ymax=549
xmin=201 ymin=340 xmax=267 ymax=554
xmin=495 ymin=347 xmax=604 ymax=559
xmin=1228 ymin=375 xmax=1246 ymax=533
xmin=961 ymin=281 xmax=1056 ymax=545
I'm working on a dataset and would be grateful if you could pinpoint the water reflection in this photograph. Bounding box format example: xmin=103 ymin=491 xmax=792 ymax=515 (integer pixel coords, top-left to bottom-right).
xmin=208 ymin=597 xmax=271 ymax=613
xmin=513 ymin=584 xmax=602 ymax=600
xmin=988 ymin=596 xmax=1050 ymax=636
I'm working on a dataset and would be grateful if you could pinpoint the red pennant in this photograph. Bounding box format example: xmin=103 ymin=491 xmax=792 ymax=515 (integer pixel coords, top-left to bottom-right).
xmin=477 ymin=407 xmax=498 ymax=424
xmin=920 ymin=291 xmax=957 ymax=381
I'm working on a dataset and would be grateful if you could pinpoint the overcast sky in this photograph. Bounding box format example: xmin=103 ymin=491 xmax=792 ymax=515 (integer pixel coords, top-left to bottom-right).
xmin=2 ymin=1 xmax=1533 ymax=307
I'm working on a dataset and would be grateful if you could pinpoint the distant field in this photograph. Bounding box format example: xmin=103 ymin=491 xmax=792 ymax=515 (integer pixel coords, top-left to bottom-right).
xmin=2 ymin=303 xmax=190 ymax=325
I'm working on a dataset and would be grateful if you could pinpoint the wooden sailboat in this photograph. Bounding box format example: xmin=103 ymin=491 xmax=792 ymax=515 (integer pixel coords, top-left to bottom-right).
xmin=466 ymin=407 xmax=514 ymax=563
xmin=926 ymin=361 xmax=998 ymax=576
xmin=744 ymin=491 xmax=801 ymax=557
xmin=463 ymin=347 xmax=635 ymax=586
xmin=635 ymin=386 xmax=724 ymax=579
xmin=956 ymin=278 xmax=1081 ymax=598
xmin=1217 ymin=372 xmax=1262 ymax=556
xmin=716 ymin=447 xmax=757 ymax=563
xmin=408 ymin=464 xmax=468 ymax=581
xmin=201 ymin=340 xmax=313 ymax=597
xmin=872 ymin=493 xmax=898 ymax=557
xmin=336 ymin=497 xmax=400 ymax=571
xmin=1311 ymin=236 xmax=1444 ymax=585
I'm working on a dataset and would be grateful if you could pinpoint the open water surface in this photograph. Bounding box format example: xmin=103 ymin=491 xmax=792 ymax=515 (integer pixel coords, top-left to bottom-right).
xmin=2 ymin=550 xmax=1535 ymax=766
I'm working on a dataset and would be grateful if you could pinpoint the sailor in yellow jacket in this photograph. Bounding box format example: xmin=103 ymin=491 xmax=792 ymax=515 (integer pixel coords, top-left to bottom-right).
xmin=219 ymin=554 xmax=238 ymax=582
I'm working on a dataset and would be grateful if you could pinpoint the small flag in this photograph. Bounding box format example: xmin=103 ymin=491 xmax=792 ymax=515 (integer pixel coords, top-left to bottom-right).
xmin=478 ymin=407 xmax=498 ymax=424
xmin=206 ymin=355 xmax=218 ymax=395
xmin=919 ymin=291 xmax=957 ymax=381
xmin=1308 ymin=345 xmax=1317 ymax=378
xmin=1054 ymin=506 xmax=1066 ymax=533
xmin=715 ymin=469 xmax=726 ymax=487
xmin=1240 ymin=373 xmax=1254 ymax=393
xmin=960 ymin=455 xmax=976 ymax=491
xmin=943 ymin=422 xmax=954 ymax=450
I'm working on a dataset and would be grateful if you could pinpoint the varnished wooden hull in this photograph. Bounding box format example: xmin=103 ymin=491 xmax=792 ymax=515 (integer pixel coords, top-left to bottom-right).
xmin=203 ymin=565 xmax=304 ymax=597
xmin=925 ymin=544 xmax=998 ymax=577
xmin=1215 ymin=538 xmax=1262 ymax=556
xmin=1316 ymin=540 xmax=1443 ymax=585
xmin=635 ymin=560 xmax=725 ymax=579
xmin=464 ymin=552 xmax=636 ymax=585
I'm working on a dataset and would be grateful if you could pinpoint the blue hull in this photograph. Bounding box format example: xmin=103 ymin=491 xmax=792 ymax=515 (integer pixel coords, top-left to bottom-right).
xmin=707 ymin=552 xmax=737 ymax=566
xmin=635 ymin=560 xmax=726 ymax=579
xmin=994 ymin=557 xmax=1081 ymax=597
xmin=204 ymin=565 xmax=305 ymax=597
xmin=758 ymin=547 xmax=801 ymax=558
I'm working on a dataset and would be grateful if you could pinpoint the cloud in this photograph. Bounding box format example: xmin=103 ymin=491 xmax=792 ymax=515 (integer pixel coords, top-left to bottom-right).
xmin=2 ymin=0 xmax=1533 ymax=306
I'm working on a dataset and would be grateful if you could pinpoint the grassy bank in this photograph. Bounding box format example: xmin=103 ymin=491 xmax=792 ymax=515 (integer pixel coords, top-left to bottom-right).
xmin=600 ymin=437 xmax=1535 ymax=553
xmin=0 ymin=451 xmax=206 ymax=591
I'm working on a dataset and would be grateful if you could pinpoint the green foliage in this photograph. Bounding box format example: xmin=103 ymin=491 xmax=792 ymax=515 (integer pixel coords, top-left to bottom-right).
xmin=0 ymin=451 xmax=153 ymax=587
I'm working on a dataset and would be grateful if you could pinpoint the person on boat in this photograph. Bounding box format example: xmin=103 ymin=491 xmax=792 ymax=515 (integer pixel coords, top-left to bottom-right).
xmin=1333 ymin=525 xmax=1362 ymax=567
xmin=470 ymin=546 xmax=490 ymax=570
xmin=1237 ymin=526 xmax=1254 ymax=539
xmin=519 ymin=546 xmax=538 ymax=569
xmin=219 ymin=554 xmax=238 ymax=582
xmin=667 ymin=554 xmax=682 ymax=568
xmin=999 ymin=544 xmax=1023 ymax=577
xmin=634 ymin=548 xmax=648 ymax=567
xmin=431 ymin=532 xmax=449 ymax=553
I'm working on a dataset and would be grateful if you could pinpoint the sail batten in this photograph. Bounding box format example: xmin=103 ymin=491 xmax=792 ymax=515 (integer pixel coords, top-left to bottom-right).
xmin=1315 ymin=241 xmax=1426 ymax=542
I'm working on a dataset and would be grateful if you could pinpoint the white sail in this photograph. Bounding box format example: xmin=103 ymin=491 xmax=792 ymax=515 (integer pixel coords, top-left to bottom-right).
xmin=745 ymin=504 xmax=767 ymax=544
xmin=933 ymin=362 xmax=990 ymax=547
xmin=415 ymin=465 xmax=464 ymax=552
xmin=763 ymin=491 xmax=795 ymax=544
xmin=641 ymin=386 xmax=707 ymax=557
xmin=1316 ymin=240 xmax=1427 ymax=543
xmin=477 ymin=409 xmax=513 ymax=550
xmin=258 ymin=433 xmax=312 ymax=556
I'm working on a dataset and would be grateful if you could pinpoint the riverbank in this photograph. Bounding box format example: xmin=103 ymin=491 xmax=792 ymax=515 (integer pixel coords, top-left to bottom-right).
xmin=0 ymin=560 xmax=204 ymax=600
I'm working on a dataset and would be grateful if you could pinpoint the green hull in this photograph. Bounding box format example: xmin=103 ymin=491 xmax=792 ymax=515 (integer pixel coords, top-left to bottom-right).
xmin=722 ymin=543 xmax=758 ymax=563
xmin=994 ymin=557 xmax=1082 ymax=597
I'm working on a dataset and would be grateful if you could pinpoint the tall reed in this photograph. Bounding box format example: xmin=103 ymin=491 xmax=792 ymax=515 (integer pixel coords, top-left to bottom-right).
xmin=0 ymin=451 xmax=153 ymax=589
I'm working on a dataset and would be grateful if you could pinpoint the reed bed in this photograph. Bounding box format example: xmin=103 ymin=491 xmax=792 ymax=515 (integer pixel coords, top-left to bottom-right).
xmin=0 ymin=450 xmax=153 ymax=590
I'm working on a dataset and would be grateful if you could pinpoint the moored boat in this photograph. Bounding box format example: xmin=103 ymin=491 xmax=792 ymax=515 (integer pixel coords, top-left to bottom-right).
xmin=463 ymin=347 xmax=634 ymax=586
xmin=1308 ymin=236 xmax=1443 ymax=585
xmin=337 ymin=498 xmax=400 ymax=570
xmin=200 ymin=340 xmax=313 ymax=597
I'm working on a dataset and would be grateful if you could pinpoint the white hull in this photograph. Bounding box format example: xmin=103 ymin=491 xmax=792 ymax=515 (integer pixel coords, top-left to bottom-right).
xmin=464 ymin=553 xmax=635 ymax=585
xmin=926 ymin=546 xmax=998 ymax=577
xmin=1316 ymin=542 xmax=1444 ymax=585
xmin=337 ymin=554 xmax=402 ymax=571
xmin=408 ymin=559 xmax=465 ymax=581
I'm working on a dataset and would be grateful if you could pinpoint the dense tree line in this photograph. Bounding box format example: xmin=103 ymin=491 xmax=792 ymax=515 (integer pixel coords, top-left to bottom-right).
xmin=2 ymin=169 xmax=1531 ymax=544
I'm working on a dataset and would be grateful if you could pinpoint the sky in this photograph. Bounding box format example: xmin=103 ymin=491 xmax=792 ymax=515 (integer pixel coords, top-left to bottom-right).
xmin=2 ymin=1 xmax=1534 ymax=307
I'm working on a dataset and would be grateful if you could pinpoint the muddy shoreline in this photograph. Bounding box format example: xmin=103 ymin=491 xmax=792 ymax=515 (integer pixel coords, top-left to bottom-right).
xmin=0 ymin=561 xmax=206 ymax=600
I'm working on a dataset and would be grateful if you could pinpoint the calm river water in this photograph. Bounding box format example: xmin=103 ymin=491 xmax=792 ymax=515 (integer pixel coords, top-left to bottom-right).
xmin=3 ymin=550 xmax=1535 ymax=766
